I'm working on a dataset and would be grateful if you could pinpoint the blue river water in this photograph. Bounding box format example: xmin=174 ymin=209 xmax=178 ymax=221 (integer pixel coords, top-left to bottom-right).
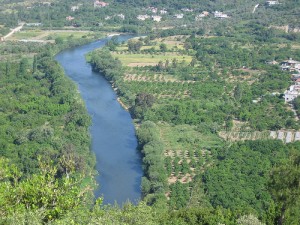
xmin=55 ymin=36 xmax=142 ymax=205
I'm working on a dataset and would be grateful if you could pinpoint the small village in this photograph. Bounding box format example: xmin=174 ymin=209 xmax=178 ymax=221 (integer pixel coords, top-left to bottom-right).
xmin=67 ymin=1 xmax=232 ymax=22
xmin=3 ymin=0 xmax=284 ymax=32
xmin=280 ymin=58 xmax=300 ymax=102
xmin=136 ymin=9 xmax=230 ymax=22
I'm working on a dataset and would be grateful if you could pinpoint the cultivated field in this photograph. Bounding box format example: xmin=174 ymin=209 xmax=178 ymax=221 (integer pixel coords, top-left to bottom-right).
xmin=112 ymin=52 xmax=192 ymax=66
xmin=218 ymin=120 xmax=300 ymax=143
xmin=6 ymin=29 xmax=96 ymax=42
xmin=112 ymin=35 xmax=192 ymax=66
xmin=159 ymin=123 xmax=222 ymax=186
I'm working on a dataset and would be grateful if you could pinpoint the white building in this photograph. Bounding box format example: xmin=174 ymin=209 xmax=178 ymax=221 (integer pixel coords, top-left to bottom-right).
xmin=117 ymin=14 xmax=125 ymax=20
xmin=71 ymin=6 xmax=79 ymax=11
xmin=266 ymin=1 xmax=279 ymax=6
xmin=195 ymin=12 xmax=209 ymax=21
xmin=26 ymin=23 xmax=42 ymax=26
xmin=137 ymin=15 xmax=150 ymax=21
xmin=148 ymin=7 xmax=158 ymax=13
xmin=284 ymin=85 xmax=300 ymax=102
xmin=66 ymin=16 xmax=75 ymax=21
xmin=214 ymin=11 xmax=229 ymax=18
xmin=174 ymin=14 xmax=184 ymax=19
xmin=181 ymin=8 xmax=193 ymax=12
xmin=152 ymin=16 xmax=162 ymax=22
xmin=42 ymin=2 xmax=51 ymax=6
xmin=160 ymin=9 xmax=168 ymax=14
xmin=281 ymin=58 xmax=300 ymax=72
xmin=94 ymin=1 xmax=109 ymax=8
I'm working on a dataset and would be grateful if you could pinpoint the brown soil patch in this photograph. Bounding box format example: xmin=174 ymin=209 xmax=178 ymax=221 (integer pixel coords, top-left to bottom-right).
xmin=164 ymin=40 xmax=183 ymax=45
xmin=168 ymin=176 xmax=177 ymax=184
xmin=164 ymin=150 xmax=175 ymax=157
xmin=180 ymin=174 xmax=193 ymax=183
xmin=165 ymin=192 xmax=171 ymax=199
xmin=237 ymin=68 xmax=262 ymax=75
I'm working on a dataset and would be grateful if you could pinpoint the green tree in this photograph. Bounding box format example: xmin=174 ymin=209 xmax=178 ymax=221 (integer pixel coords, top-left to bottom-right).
xmin=18 ymin=58 xmax=29 ymax=77
xmin=269 ymin=151 xmax=300 ymax=225
xmin=237 ymin=214 xmax=265 ymax=225
xmin=128 ymin=39 xmax=143 ymax=51
xmin=0 ymin=157 xmax=96 ymax=222
xmin=159 ymin=43 xmax=167 ymax=52
xmin=55 ymin=37 xmax=64 ymax=45
xmin=32 ymin=55 xmax=37 ymax=74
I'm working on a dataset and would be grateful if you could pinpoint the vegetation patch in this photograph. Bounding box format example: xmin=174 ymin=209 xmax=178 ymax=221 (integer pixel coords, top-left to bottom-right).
xmin=112 ymin=52 xmax=192 ymax=66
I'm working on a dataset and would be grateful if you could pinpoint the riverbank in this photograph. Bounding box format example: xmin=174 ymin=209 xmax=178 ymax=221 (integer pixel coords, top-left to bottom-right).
xmin=56 ymin=35 xmax=142 ymax=205
xmin=88 ymin=47 xmax=169 ymax=204
xmin=117 ymin=97 xmax=129 ymax=111
xmin=110 ymin=82 xmax=129 ymax=111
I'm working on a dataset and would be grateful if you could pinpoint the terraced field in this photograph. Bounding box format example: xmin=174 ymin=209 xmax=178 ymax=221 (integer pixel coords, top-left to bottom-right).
xmin=158 ymin=123 xmax=222 ymax=186
xmin=218 ymin=120 xmax=300 ymax=143
xmin=219 ymin=130 xmax=300 ymax=143
xmin=270 ymin=130 xmax=300 ymax=143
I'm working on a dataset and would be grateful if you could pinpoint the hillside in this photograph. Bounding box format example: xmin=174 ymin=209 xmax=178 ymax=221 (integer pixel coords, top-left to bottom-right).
xmin=0 ymin=0 xmax=300 ymax=34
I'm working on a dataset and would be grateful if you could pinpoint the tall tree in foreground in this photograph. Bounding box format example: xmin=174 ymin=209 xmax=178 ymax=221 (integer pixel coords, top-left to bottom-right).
xmin=269 ymin=151 xmax=300 ymax=225
xmin=0 ymin=157 xmax=95 ymax=223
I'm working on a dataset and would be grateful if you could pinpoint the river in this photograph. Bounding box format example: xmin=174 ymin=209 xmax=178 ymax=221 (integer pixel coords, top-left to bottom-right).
xmin=55 ymin=36 xmax=142 ymax=205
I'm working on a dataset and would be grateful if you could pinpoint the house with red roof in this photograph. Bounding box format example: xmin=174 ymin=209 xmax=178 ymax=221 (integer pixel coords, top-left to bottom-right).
xmin=94 ymin=1 xmax=109 ymax=8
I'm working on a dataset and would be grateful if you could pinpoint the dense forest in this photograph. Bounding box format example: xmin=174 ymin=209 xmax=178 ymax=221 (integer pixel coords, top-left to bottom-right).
xmin=0 ymin=43 xmax=96 ymax=221
xmin=0 ymin=0 xmax=300 ymax=224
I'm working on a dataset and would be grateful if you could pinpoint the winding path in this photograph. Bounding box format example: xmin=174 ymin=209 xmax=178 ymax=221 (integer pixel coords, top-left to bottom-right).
xmin=1 ymin=23 xmax=24 ymax=41
xmin=252 ymin=4 xmax=259 ymax=13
